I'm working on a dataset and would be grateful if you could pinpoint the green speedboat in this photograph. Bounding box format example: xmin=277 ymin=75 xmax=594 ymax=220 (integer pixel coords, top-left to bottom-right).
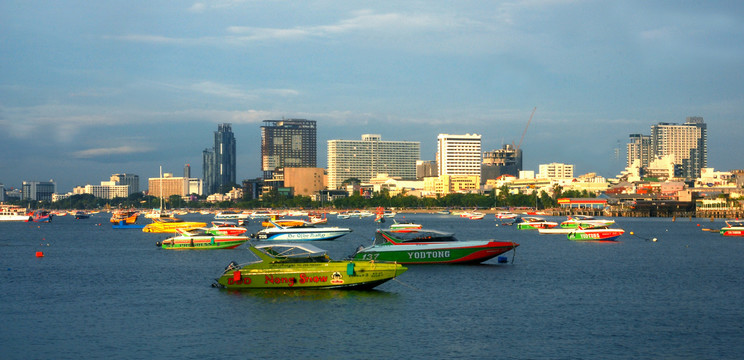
xmin=352 ymin=229 xmax=518 ymax=264
xmin=213 ymin=243 xmax=407 ymax=290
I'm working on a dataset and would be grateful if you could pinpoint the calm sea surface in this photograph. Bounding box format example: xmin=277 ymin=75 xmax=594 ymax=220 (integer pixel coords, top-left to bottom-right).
xmin=1 ymin=213 xmax=743 ymax=359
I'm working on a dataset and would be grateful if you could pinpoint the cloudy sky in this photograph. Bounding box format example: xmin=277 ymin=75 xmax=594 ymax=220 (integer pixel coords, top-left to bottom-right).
xmin=2 ymin=0 xmax=743 ymax=192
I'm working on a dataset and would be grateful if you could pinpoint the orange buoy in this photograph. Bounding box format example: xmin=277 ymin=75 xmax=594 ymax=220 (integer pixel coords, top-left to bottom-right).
xmin=36 ymin=251 xmax=44 ymax=257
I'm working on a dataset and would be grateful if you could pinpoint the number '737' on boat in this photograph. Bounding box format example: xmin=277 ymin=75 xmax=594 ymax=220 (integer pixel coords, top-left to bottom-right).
xmin=352 ymin=229 xmax=519 ymax=264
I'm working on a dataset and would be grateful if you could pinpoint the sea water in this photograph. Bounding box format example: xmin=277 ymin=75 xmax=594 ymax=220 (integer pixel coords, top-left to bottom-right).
xmin=1 ymin=214 xmax=743 ymax=359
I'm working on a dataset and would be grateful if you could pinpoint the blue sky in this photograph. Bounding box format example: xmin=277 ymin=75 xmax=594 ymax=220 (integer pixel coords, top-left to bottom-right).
xmin=1 ymin=1 xmax=743 ymax=192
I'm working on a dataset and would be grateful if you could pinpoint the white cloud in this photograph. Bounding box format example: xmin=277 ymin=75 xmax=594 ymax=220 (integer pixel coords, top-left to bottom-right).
xmin=72 ymin=146 xmax=154 ymax=159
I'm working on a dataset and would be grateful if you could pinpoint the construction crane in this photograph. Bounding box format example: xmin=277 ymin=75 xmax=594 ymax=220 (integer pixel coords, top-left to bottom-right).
xmin=516 ymin=107 xmax=536 ymax=152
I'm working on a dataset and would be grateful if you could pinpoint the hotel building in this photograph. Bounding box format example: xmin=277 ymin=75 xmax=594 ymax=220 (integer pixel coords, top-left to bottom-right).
xmin=537 ymin=162 xmax=575 ymax=179
xmin=327 ymin=134 xmax=420 ymax=190
xmin=261 ymin=119 xmax=317 ymax=179
xmin=437 ymin=134 xmax=482 ymax=176
xmin=651 ymin=117 xmax=707 ymax=179
xmin=626 ymin=134 xmax=653 ymax=168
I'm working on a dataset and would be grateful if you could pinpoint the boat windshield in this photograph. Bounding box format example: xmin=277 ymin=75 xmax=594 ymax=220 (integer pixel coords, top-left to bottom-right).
xmin=376 ymin=230 xmax=458 ymax=244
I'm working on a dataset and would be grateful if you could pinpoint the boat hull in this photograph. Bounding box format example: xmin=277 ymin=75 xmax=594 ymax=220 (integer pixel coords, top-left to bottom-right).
xmin=256 ymin=230 xmax=352 ymax=241
xmin=215 ymin=261 xmax=406 ymax=289
xmin=567 ymin=229 xmax=625 ymax=241
xmin=158 ymin=235 xmax=249 ymax=250
xmin=142 ymin=222 xmax=207 ymax=233
xmin=517 ymin=222 xmax=557 ymax=230
xmin=720 ymin=228 xmax=744 ymax=236
xmin=354 ymin=241 xmax=518 ymax=264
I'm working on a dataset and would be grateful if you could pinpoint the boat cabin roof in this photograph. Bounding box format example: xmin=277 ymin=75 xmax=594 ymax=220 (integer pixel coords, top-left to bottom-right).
xmin=255 ymin=243 xmax=330 ymax=262
xmin=376 ymin=229 xmax=458 ymax=244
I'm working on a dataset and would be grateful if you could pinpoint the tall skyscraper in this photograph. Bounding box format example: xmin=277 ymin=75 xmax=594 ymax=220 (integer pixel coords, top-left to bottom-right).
xmin=327 ymin=134 xmax=420 ymax=189
xmin=261 ymin=119 xmax=317 ymax=179
xmin=203 ymin=123 xmax=236 ymax=194
xmin=626 ymin=134 xmax=653 ymax=168
xmin=651 ymin=117 xmax=707 ymax=178
xmin=437 ymin=134 xmax=482 ymax=176
xmin=110 ymin=173 xmax=139 ymax=195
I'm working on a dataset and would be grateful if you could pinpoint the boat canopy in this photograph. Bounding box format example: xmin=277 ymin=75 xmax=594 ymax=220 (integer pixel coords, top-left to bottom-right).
xmin=255 ymin=243 xmax=330 ymax=262
xmin=376 ymin=229 xmax=458 ymax=245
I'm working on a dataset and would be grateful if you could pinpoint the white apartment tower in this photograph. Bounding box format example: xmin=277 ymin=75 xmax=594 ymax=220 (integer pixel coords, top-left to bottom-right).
xmin=327 ymin=134 xmax=420 ymax=189
xmin=651 ymin=117 xmax=707 ymax=179
xmin=538 ymin=162 xmax=574 ymax=179
xmin=437 ymin=134 xmax=482 ymax=176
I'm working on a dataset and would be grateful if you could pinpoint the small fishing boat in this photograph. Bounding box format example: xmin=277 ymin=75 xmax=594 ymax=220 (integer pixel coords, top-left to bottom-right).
xmin=567 ymin=227 xmax=625 ymax=241
xmin=720 ymin=220 xmax=744 ymax=237
xmin=253 ymin=220 xmax=352 ymax=241
xmin=110 ymin=209 xmax=139 ymax=224
xmin=516 ymin=217 xmax=558 ymax=230
xmin=352 ymin=228 xmax=519 ymax=264
xmin=213 ymin=243 xmax=407 ymax=289
xmin=560 ymin=215 xmax=615 ymax=229
xmin=156 ymin=228 xmax=249 ymax=250
xmin=26 ymin=210 xmax=52 ymax=223
xmin=142 ymin=217 xmax=207 ymax=233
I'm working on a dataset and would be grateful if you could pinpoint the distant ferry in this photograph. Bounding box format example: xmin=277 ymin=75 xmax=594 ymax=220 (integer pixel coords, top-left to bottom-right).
xmin=0 ymin=204 xmax=31 ymax=221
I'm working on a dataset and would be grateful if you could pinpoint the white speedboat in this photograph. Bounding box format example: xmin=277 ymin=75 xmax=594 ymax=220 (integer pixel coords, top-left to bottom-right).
xmin=253 ymin=220 xmax=352 ymax=241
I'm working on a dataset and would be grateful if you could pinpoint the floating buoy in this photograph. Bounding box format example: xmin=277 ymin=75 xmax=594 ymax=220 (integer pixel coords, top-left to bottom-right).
xmin=36 ymin=251 xmax=44 ymax=257
xmin=697 ymin=224 xmax=700 ymax=227
xmin=630 ymin=231 xmax=634 ymax=235
xmin=652 ymin=238 xmax=658 ymax=242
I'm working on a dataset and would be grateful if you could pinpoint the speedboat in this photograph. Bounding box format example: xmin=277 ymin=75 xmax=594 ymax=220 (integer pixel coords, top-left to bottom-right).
xmin=352 ymin=228 xmax=519 ymax=264
xmin=214 ymin=211 xmax=250 ymax=221
xmin=157 ymin=227 xmax=249 ymax=250
xmin=253 ymin=220 xmax=352 ymax=241
xmin=142 ymin=217 xmax=207 ymax=233
xmin=720 ymin=220 xmax=744 ymax=236
xmin=560 ymin=215 xmax=615 ymax=229
xmin=567 ymin=227 xmax=625 ymax=241
xmin=260 ymin=218 xmax=311 ymax=228
xmin=389 ymin=220 xmax=422 ymax=232
xmin=516 ymin=217 xmax=558 ymax=230
xmin=495 ymin=212 xmax=518 ymax=219
xmin=213 ymin=243 xmax=407 ymax=289
xmin=73 ymin=211 xmax=90 ymax=219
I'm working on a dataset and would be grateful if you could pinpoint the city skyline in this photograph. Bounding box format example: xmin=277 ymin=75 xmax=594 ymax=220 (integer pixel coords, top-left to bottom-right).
xmin=2 ymin=2 xmax=743 ymax=192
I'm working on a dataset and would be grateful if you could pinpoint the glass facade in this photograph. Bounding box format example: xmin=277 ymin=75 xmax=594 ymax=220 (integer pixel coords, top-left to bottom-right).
xmin=261 ymin=119 xmax=317 ymax=179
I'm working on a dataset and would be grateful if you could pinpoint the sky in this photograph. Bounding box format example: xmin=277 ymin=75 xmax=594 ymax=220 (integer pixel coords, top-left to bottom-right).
xmin=2 ymin=0 xmax=743 ymax=193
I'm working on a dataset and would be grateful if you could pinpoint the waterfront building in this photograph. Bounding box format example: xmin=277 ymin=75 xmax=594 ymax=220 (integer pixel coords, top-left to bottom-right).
xmin=110 ymin=173 xmax=139 ymax=195
xmin=22 ymin=180 xmax=56 ymax=202
xmin=149 ymin=173 xmax=203 ymax=198
xmin=84 ymin=182 xmax=130 ymax=199
xmin=482 ymin=144 xmax=522 ymax=182
xmin=437 ymin=134 xmax=482 ymax=177
xmin=416 ymin=160 xmax=437 ymax=179
xmin=264 ymin=167 xmax=327 ymax=197
xmin=537 ymin=163 xmax=574 ymax=179
xmin=327 ymin=134 xmax=420 ymax=190
xmin=203 ymin=123 xmax=236 ymax=195
xmin=423 ymin=175 xmax=481 ymax=195
xmin=261 ymin=119 xmax=317 ymax=179
xmin=650 ymin=116 xmax=707 ymax=179
xmin=626 ymin=134 xmax=653 ymax=168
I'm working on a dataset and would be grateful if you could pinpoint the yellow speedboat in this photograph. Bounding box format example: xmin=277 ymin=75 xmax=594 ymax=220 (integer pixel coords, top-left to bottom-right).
xmin=143 ymin=217 xmax=206 ymax=233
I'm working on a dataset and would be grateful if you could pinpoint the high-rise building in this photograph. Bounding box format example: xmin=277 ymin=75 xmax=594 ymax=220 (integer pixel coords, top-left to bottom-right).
xmin=22 ymin=180 xmax=57 ymax=202
xmin=261 ymin=119 xmax=317 ymax=179
xmin=110 ymin=173 xmax=139 ymax=195
xmin=203 ymin=123 xmax=236 ymax=194
xmin=327 ymin=134 xmax=420 ymax=189
xmin=651 ymin=117 xmax=707 ymax=178
xmin=416 ymin=160 xmax=437 ymax=179
xmin=482 ymin=144 xmax=523 ymax=182
xmin=626 ymin=134 xmax=653 ymax=168
xmin=437 ymin=134 xmax=482 ymax=176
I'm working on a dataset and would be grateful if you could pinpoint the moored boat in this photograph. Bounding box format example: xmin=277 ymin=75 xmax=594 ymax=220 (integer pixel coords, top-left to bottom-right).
xmin=214 ymin=211 xmax=250 ymax=221
xmin=352 ymin=228 xmax=519 ymax=264
xmin=720 ymin=220 xmax=744 ymax=237
xmin=567 ymin=227 xmax=625 ymax=241
xmin=110 ymin=209 xmax=139 ymax=224
xmin=213 ymin=243 xmax=407 ymax=289
xmin=495 ymin=212 xmax=518 ymax=219
xmin=157 ymin=228 xmax=249 ymax=250
xmin=560 ymin=215 xmax=615 ymax=229
xmin=389 ymin=220 xmax=422 ymax=232
xmin=0 ymin=204 xmax=31 ymax=221
xmin=516 ymin=217 xmax=558 ymax=230
xmin=260 ymin=218 xmax=311 ymax=228
xmin=26 ymin=210 xmax=52 ymax=223
xmin=74 ymin=211 xmax=90 ymax=219
xmin=253 ymin=220 xmax=352 ymax=241
xmin=142 ymin=217 xmax=207 ymax=233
